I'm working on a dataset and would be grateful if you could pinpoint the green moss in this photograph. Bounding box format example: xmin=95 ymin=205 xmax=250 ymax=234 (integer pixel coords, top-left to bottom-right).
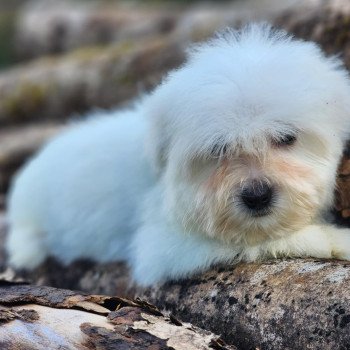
xmin=3 ymin=82 xmax=52 ymax=121
xmin=68 ymin=46 xmax=113 ymax=61
xmin=66 ymin=41 xmax=136 ymax=62
xmin=31 ymin=41 xmax=137 ymax=68
xmin=116 ymin=72 xmax=135 ymax=85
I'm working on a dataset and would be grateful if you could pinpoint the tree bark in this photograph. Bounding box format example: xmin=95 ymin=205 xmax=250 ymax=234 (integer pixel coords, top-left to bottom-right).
xmin=14 ymin=1 xmax=179 ymax=61
xmin=2 ymin=215 xmax=350 ymax=350
xmin=334 ymin=143 xmax=350 ymax=224
xmin=13 ymin=0 xmax=295 ymax=62
xmin=0 ymin=37 xmax=185 ymax=126
xmin=276 ymin=0 xmax=350 ymax=68
xmin=140 ymin=259 xmax=350 ymax=350
xmin=0 ymin=0 xmax=320 ymax=128
xmin=0 ymin=281 xmax=237 ymax=350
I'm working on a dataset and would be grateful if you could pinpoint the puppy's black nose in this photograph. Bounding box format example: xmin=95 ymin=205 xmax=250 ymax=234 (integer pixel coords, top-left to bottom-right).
xmin=241 ymin=181 xmax=273 ymax=211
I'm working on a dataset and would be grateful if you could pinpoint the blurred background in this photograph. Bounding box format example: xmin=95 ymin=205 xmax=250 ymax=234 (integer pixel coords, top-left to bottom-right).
xmin=0 ymin=0 xmax=347 ymax=212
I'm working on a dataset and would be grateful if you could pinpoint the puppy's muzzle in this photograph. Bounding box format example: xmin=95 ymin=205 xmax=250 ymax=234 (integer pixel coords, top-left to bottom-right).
xmin=241 ymin=180 xmax=273 ymax=215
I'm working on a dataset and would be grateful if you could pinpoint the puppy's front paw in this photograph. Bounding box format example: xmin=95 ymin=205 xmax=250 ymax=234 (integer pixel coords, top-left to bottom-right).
xmin=330 ymin=228 xmax=350 ymax=261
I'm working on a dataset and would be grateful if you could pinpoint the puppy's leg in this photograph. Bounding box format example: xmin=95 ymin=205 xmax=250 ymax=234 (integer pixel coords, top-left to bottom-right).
xmin=6 ymin=226 xmax=48 ymax=269
xmin=129 ymin=186 xmax=238 ymax=285
xmin=129 ymin=220 xmax=238 ymax=286
xmin=244 ymin=224 xmax=350 ymax=261
xmin=323 ymin=225 xmax=350 ymax=260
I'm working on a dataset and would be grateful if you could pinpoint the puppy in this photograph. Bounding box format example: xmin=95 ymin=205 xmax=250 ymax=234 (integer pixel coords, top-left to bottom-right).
xmin=6 ymin=23 xmax=350 ymax=286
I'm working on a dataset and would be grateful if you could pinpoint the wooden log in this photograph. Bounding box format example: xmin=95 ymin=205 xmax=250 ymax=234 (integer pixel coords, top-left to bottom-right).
xmin=0 ymin=0 xmax=313 ymax=127
xmin=276 ymin=0 xmax=350 ymax=68
xmin=0 ymin=37 xmax=185 ymax=126
xmin=14 ymin=1 xmax=179 ymax=61
xmin=0 ymin=281 xmax=237 ymax=350
xmin=140 ymin=259 xmax=350 ymax=350
xmin=2 ymin=214 xmax=350 ymax=349
xmin=334 ymin=143 xmax=350 ymax=223
xmin=13 ymin=0 xmax=293 ymax=61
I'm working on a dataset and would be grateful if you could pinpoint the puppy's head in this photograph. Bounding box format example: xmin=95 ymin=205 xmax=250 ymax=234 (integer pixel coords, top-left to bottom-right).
xmin=145 ymin=24 xmax=350 ymax=245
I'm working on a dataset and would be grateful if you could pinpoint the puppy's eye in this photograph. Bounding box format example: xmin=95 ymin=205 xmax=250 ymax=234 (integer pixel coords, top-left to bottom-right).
xmin=272 ymin=134 xmax=297 ymax=147
xmin=210 ymin=143 xmax=229 ymax=158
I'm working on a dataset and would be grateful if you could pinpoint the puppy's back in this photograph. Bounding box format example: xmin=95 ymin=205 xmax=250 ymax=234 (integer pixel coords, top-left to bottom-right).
xmin=6 ymin=108 xmax=153 ymax=268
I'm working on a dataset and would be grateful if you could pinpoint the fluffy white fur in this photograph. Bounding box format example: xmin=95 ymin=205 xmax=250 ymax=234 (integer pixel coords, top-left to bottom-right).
xmin=6 ymin=24 xmax=350 ymax=286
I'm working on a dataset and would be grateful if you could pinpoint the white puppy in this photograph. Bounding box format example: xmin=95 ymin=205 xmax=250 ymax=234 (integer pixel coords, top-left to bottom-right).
xmin=6 ymin=24 xmax=350 ymax=286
